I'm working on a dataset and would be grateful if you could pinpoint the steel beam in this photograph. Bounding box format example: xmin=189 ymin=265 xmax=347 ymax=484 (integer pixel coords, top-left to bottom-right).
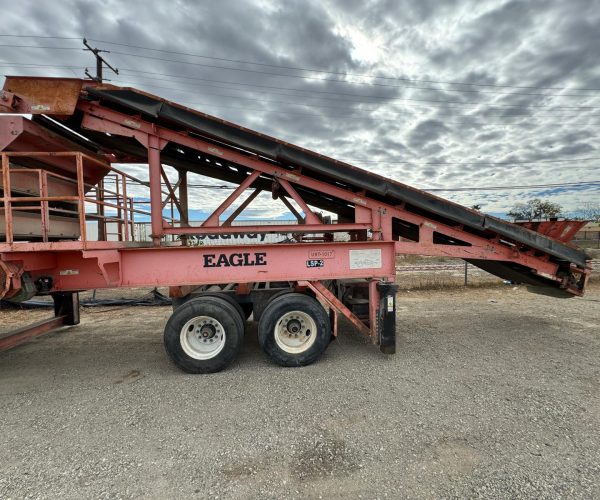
xmin=0 ymin=316 xmax=67 ymax=352
xmin=147 ymin=135 xmax=165 ymax=245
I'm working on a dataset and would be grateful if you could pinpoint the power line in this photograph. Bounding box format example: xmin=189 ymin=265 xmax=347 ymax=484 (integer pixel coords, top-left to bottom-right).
xmin=112 ymin=73 xmax=600 ymax=118
xmin=5 ymin=70 xmax=595 ymax=149
xmin=184 ymin=180 xmax=600 ymax=192
xmin=82 ymin=37 xmax=600 ymax=93
xmin=0 ymin=63 xmax=87 ymax=69
xmin=2 ymin=66 xmax=596 ymax=125
xmin=0 ymin=56 xmax=597 ymax=169
xmin=111 ymin=89 xmax=596 ymax=128
xmin=2 ymin=42 xmax=600 ymax=100
xmin=111 ymin=78 xmax=600 ymax=124
xmin=101 ymin=48 xmax=600 ymax=99
xmin=0 ymin=35 xmax=80 ymax=40
xmin=425 ymin=180 xmax=600 ymax=191
xmin=2 ymin=62 xmax=596 ymax=117
xmin=2 ymin=54 xmax=599 ymax=111
xmin=3 ymin=71 xmax=598 ymax=152
xmin=337 ymin=157 xmax=600 ymax=166
xmin=2 ymin=34 xmax=599 ymax=94
xmin=112 ymin=69 xmax=600 ymax=110
xmin=0 ymin=44 xmax=82 ymax=51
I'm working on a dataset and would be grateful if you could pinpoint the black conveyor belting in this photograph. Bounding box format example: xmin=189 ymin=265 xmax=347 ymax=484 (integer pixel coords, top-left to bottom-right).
xmin=83 ymin=87 xmax=589 ymax=269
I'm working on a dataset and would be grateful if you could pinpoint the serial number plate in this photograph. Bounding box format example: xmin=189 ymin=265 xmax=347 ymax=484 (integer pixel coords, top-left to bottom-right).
xmin=306 ymin=259 xmax=325 ymax=268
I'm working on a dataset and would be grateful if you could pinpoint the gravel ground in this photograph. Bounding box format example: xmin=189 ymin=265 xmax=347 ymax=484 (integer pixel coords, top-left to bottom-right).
xmin=0 ymin=283 xmax=599 ymax=499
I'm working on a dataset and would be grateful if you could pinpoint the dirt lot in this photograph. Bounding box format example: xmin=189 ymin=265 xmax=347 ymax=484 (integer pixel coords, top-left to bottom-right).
xmin=1 ymin=282 xmax=599 ymax=499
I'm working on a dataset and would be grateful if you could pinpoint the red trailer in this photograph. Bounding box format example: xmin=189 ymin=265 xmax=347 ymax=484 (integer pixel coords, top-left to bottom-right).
xmin=0 ymin=77 xmax=592 ymax=372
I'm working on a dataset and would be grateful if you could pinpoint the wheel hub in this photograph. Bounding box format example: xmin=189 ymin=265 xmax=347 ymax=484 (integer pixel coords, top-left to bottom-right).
xmin=200 ymin=324 xmax=216 ymax=339
xmin=286 ymin=319 xmax=302 ymax=335
xmin=274 ymin=310 xmax=317 ymax=354
xmin=180 ymin=316 xmax=226 ymax=360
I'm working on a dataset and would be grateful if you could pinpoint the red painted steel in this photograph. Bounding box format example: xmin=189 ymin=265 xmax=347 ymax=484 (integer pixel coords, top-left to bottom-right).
xmin=0 ymin=77 xmax=593 ymax=359
xmin=301 ymin=280 xmax=372 ymax=339
xmin=0 ymin=315 xmax=67 ymax=351
xmin=1 ymin=241 xmax=395 ymax=291
xmin=71 ymin=101 xmax=588 ymax=281
xmin=0 ymin=115 xmax=110 ymax=185
xmin=516 ymin=220 xmax=588 ymax=243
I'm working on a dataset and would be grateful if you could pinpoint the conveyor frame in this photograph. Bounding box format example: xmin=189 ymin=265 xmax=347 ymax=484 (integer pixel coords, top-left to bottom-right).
xmin=0 ymin=77 xmax=592 ymax=369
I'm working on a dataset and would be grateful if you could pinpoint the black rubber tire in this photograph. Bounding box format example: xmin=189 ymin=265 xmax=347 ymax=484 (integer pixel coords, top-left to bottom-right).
xmin=258 ymin=293 xmax=331 ymax=367
xmin=252 ymin=289 xmax=294 ymax=323
xmin=172 ymin=292 xmax=246 ymax=324
xmin=164 ymin=296 xmax=244 ymax=373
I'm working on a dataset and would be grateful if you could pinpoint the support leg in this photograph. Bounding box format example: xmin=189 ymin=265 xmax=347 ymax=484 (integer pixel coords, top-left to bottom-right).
xmin=52 ymin=292 xmax=80 ymax=325
xmin=377 ymin=281 xmax=398 ymax=354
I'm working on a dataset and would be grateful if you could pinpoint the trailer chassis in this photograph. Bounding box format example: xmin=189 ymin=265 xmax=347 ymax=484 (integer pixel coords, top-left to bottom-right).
xmin=0 ymin=85 xmax=591 ymax=371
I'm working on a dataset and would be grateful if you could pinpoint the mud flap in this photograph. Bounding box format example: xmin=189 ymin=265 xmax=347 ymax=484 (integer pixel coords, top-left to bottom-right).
xmin=377 ymin=282 xmax=398 ymax=354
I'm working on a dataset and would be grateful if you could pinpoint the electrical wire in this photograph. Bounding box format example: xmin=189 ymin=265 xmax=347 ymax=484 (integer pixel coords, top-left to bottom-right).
xmin=425 ymin=180 xmax=600 ymax=192
xmin=335 ymin=156 xmax=600 ymax=166
xmin=2 ymin=56 xmax=599 ymax=111
xmin=0 ymin=35 xmax=81 ymax=40
xmin=110 ymin=69 xmax=600 ymax=111
xmin=109 ymin=82 xmax=596 ymax=126
xmin=2 ymin=34 xmax=600 ymax=93
xmin=0 ymin=44 xmax=597 ymax=176
xmin=3 ymin=62 xmax=589 ymax=116
xmin=183 ymin=180 xmax=600 ymax=192
xmin=2 ymin=42 xmax=600 ymax=102
xmin=110 ymin=74 xmax=600 ymax=119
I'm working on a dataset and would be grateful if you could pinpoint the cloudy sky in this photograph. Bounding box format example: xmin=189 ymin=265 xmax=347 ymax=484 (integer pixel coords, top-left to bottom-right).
xmin=1 ymin=0 xmax=600 ymax=219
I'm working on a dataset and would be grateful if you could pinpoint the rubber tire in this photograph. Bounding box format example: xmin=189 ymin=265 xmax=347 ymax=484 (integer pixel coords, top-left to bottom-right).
xmin=252 ymin=289 xmax=295 ymax=323
xmin=164 ymin=296 xmax=244 ymax=373
xmin=258 ymin=293 xmax=331 ymax=367
xmin=172 ymin=292 xmax=246 ymax=325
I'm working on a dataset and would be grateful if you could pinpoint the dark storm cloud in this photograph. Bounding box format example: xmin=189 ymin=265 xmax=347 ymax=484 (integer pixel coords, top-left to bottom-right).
xmin=1 ymin=0 xmax=599 ymax=214
xmin=408 ymin=119 xmax=450 ymax=149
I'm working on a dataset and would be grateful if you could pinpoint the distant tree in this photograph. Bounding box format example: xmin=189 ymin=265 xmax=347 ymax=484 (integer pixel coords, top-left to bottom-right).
xmin=507 ymin=198 xmax=563 ymax=221
xmin=575 ymin=202 xmax=600 ymax=222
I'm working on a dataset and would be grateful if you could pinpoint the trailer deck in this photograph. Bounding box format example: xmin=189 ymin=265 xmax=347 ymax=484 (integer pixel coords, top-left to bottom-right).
xmin=0 ymin=76 xmax=592 ymax=372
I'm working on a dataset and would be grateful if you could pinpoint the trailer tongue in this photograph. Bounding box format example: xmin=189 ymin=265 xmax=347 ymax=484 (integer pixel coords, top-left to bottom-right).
xmin=0 ymin=77 xmax=592 ymax=371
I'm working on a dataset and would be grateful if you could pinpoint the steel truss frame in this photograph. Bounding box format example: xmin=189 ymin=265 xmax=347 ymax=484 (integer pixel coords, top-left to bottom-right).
xmin=0 ymin=95 xmax=590 ymax=351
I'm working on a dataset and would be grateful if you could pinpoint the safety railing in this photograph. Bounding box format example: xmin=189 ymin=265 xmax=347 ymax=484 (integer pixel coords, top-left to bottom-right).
xmin=1 ymin=151 xmax=178 ymax=245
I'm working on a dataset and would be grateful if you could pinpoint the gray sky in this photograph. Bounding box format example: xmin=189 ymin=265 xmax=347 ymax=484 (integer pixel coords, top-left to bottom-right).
xmin=1 ymin=0 xmax=600 ymax=218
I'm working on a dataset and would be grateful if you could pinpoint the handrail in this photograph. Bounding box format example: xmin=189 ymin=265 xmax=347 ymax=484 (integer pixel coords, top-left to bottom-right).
xmin=1 ymin=151 xmax=179 ymax=245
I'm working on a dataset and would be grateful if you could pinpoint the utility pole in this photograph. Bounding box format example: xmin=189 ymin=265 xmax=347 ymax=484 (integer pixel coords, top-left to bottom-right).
xmin=83 ymin=38 xmax=118 ymax=242
xmin=83 ymin=38 xmax=118 ymax=83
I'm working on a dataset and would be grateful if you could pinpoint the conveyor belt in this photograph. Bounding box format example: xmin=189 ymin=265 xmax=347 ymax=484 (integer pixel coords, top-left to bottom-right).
xmin=81 ymin=86 xmax=590 ymax=269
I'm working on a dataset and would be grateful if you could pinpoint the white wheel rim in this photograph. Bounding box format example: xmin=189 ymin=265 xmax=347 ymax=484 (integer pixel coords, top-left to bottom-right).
xmin=180 ymin=315 xmax=226 ymax=360
xmin=274 ymin=310 xmax=317 ymax=354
